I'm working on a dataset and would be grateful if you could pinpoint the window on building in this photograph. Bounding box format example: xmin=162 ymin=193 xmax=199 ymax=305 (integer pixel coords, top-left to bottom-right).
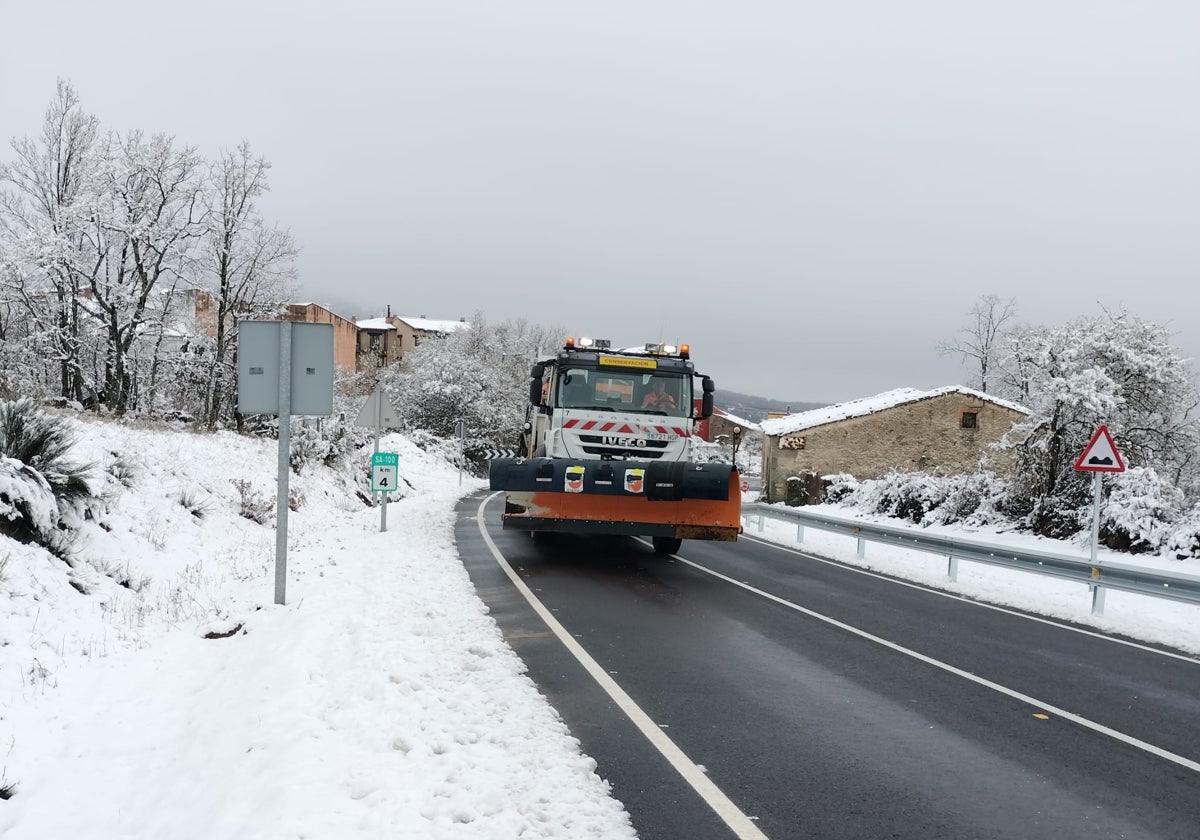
xmin=961 ymin=411 xmax=979 ymax=429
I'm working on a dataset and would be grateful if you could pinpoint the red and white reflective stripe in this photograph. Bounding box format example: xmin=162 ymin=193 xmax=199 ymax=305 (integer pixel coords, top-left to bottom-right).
xmin=563 ymin=417 xmax=690 ymax=437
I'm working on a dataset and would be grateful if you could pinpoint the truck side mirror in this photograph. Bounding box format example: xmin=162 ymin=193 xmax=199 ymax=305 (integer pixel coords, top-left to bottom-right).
xmin=529 ymin=364 xmax=546 ymax=406
xmin=699 ymin=376 xmax=714 ymax=418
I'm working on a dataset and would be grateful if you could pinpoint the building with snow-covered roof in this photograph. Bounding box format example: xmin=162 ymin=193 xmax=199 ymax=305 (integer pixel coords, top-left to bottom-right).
xmin=760 ymin=386 xmax=1028 ymax=504
xmin=355 ymin=313 xmax=470 ymax=371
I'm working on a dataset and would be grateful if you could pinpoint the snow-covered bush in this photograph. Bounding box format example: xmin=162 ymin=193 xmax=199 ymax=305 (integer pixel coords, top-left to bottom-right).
xmin=923 ymin=472 xmax=1011 ymax=528
xmin=0 ymin=457 xmax=59 ymax=543
xmin=289 ymin=414 xmax=359 ymax=473
xmin=0 ymin=399 xmax=98 ymax=548
xmin=1099 ymin=467 xmax=1185 ymax=554
xmin=838 ymin=471 xmax=1013 ymax=529
xmin=230 ymin=479 xmax=273 ymax=524
xmin=1164 ymin=505 xmax=1200 ymax=560
xmin=692 ymin=439 xmax=731 ymax=464
xmin=822 ymin=473 xmax=860 ymax=504
xmin=850 ymin=471 xmax=950 ymax=524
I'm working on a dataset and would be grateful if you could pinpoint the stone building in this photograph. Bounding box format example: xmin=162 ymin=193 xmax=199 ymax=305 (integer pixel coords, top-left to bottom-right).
xmin=759 ymin=386 xmax=1027 ymax=504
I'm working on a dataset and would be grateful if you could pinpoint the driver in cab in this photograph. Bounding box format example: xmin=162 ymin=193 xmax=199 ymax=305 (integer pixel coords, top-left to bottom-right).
xmin=641 ymin=378 xmax=676 ymax=411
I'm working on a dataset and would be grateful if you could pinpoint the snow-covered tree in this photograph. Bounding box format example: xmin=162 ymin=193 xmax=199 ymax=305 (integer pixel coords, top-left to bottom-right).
xmin=382 ymin=316 xmax=562 ymax=454
xmin=998 ymin=310 xmax=1199 ymax=536
xmin=2 ymin=83 xmax=297 ymax=423
xmin=0 ymin=80 xmax=102 ymax=404
xmin=197 ymin=143 xmax=296 ymax=427
xmin=86 ymin=130 xmax=205 ymax=414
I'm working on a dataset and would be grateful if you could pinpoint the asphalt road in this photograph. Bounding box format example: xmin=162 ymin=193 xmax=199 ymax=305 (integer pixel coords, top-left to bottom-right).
xmin=456 ymin=493 xmax=1200 ymax=840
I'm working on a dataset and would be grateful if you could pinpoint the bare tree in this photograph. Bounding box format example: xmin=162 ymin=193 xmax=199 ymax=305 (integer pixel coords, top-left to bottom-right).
xmin=992 ymin=322 xmax=1038 ymax=404
xmin=938 ymin=294 xmax=1017 ymax=393
xmin=199 ymin=142 xmax=297 ymax=427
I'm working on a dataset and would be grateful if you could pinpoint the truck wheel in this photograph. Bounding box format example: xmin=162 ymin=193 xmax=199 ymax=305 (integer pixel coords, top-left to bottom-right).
xmin=652 ymin=536 xmax=682 ymax=555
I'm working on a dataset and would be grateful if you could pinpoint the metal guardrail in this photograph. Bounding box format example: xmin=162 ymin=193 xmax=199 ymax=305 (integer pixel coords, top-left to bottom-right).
xmin=743 ymin=502 xmax=1200 ymax=616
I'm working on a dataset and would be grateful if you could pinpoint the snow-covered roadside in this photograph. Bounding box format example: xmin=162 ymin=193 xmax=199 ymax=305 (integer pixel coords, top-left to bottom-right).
xmin=745 ymin=502 xmax=1200 ymax=656
xmin=1 ymin=418 xmax=635 ymax=839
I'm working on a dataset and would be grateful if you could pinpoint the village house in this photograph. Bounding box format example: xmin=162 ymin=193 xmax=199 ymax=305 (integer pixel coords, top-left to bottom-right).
xmin=355 ymin=313 xmax=470 ymax=371
xmin=759 ymin=386 xmax=1028 ymax=504
xmin=281 ymin=303 xmax=358 ymax=374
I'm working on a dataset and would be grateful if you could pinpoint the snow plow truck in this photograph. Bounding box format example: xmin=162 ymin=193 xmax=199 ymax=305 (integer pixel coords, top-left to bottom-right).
xmin=488 ymin=337 xmax=742 ymax=554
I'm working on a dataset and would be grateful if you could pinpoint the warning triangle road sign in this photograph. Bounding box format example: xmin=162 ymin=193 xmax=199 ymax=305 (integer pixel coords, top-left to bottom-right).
xmin=1073 ymin=425 xmax=1125 ymax=473
xmin=354 ymin=390 xmax=400 ymax=429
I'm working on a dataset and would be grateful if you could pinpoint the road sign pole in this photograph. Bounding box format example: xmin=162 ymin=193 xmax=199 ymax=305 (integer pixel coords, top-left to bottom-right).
xmin=274 ymin=322 xmax=292 ymax=606
xmin=377 ymin=385 xmax=387 ymax=532
xmin=1090 ymin=471 xmax=1106 ymax=615
xmin=455 ymin=418 xmax=465 ymax=486
xmin=1073 ymin=423 xmax=1124 ymax=617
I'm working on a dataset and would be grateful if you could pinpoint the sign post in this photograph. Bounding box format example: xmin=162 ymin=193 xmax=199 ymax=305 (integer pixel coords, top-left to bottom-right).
xmin=371 ymin=450 xmax=399 ymax=533
xmin=237 ymin=321 xmax=334 ymax=606
xmin=454 ymin=419 xmax=466 ymax=485
xmin=353 ymin=386 xmax=401 ymax=532
xmin=1073 ymin=424 xmax=1126 ymax=615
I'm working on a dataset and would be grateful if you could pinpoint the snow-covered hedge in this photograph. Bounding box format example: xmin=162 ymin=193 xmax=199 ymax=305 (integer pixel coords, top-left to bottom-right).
xmin=848 ymin=471 xmax=953 ymax=524
xmin=827 ymin=465 xmax=1196 ymax=558
xmin=835 ymin=470 xmax=1011 ymax=528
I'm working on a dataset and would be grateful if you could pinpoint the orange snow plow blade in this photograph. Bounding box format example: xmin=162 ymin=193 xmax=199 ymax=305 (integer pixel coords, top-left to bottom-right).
xmin=490 ymin=458 xmax=742 ymax=540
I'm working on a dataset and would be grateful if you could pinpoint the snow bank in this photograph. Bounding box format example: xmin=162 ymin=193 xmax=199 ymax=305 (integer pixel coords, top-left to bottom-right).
xmin=0 ymin=415 xmax=634 ymax=839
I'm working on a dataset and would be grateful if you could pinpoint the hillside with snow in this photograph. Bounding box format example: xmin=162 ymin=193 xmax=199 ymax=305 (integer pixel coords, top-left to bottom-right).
xmin=0 ymin=412 xmax=635 ymax=839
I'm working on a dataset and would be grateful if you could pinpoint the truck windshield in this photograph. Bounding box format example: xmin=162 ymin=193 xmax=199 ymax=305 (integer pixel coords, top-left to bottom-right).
xmin=557 ymin=368 xmax=691 ymax=418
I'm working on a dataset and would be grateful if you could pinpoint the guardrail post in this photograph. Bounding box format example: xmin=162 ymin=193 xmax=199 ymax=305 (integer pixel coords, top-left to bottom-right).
xmin=1090 ymin=583 xmax=1107 ymax=615
xmin=856 ymin=530 xmax=865 ymax=558
xmin=796 ymin=523 xmax=804 ymax=543
xmin=947 ymin=556 xmax=958 ymax=582
xmin=757 ymin=513 xmax=765 ymax=532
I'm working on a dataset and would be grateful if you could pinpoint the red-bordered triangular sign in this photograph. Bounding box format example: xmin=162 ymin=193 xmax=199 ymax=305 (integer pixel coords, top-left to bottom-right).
xmin=1073 ymin=425 xmax=1125 ymax=473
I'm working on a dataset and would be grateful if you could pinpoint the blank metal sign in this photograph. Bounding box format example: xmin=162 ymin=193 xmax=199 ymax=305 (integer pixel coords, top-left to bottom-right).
xmin=237 ymin=321 xmax=334 ymax=416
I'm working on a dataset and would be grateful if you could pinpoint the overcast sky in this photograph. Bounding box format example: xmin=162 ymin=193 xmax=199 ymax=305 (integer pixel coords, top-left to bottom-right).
xmin=2 ymin=1 xmax=1197 ymax=403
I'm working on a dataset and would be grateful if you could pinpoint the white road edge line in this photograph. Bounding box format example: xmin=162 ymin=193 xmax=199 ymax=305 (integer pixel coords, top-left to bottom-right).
xmin=740 ymin=531 xmax=1200 ymax=665
xmin=476 ymin=495 xmax=770 ymax=840
xmin=668 ymin=550 xmax=1200 ymax=775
